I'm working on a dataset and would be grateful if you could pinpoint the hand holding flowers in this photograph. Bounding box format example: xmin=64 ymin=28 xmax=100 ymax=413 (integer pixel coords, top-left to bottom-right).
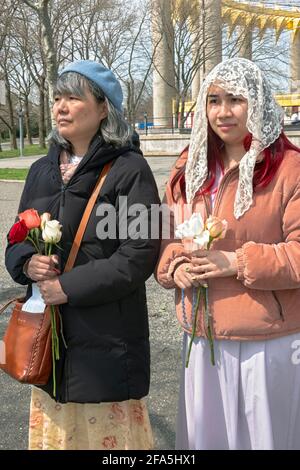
xmin=26 ymin=253 xmax=60 ymax=282
xmin=175 ymin=214 xmax=230 ymax=367
xmin=189 ymin=249 xmax=238 ymax=281
xmin=25 ymin=214 xmax=67 ymax=305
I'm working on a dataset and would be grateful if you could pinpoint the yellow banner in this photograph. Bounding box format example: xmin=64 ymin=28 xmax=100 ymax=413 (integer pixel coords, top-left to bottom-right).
xmin=275 ymin=94 xmax=300 ymax=107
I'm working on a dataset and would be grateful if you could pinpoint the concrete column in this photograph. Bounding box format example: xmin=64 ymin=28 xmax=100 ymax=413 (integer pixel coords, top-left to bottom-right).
xmin=200 ymin=0 xmax=222 ymax=78
xmin=237 ymin=27 xmax=252 ymax=60
xmin=291 ymin=30 xmax=300 ymax=93
xmin=152 ymin=0 xmax=175 ymax=127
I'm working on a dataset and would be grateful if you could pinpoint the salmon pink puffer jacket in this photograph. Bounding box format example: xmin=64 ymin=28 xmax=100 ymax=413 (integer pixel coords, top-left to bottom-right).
xmin=156 ymin=149 xmax=300 ymax=341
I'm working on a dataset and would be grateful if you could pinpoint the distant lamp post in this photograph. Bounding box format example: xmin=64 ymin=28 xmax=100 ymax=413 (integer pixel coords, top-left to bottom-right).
xmin=144 ymin=111 xmax=148 ymax=136
xmin=17 ymin=105 xmax=24 ymax=157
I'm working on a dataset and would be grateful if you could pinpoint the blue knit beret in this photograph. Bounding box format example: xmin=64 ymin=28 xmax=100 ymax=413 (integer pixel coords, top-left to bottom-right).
xmin=59 ymin=60 xmax=123 ymax=112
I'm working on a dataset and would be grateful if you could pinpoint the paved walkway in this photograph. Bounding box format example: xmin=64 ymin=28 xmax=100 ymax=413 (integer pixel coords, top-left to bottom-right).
xmin=0 ymin=155 xmax=177 ymax=194
xmin=0 ymin=155 xmax=44 ymax=169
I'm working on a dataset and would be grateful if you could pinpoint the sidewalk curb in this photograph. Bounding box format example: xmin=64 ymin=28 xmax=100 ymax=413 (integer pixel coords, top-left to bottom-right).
xmin=0 ymin=179 xmax=25 ymax=183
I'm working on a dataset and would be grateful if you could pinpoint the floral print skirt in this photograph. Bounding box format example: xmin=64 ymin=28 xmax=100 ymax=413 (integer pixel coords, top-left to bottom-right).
xmin=29 ymin=386 xmax=154 ymax=450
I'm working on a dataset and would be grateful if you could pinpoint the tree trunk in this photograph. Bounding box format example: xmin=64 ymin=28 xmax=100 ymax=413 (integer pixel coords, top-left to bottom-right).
xmin=39 ymin=0 xmax=57 ymax=122
xmin=39 ymin=77 xmax=46 ymax=148
xmin=126 ymin=82 xmax=136 ymax=128
xmin=179 ymin=98 xmax=185 ymax=130
xmin=23 ymin=1 xmax=57 ymax=124
xmin=4 ymin=76 xmax=17 ymax=149
xmin=174 ymin=98 xmax=180 ymax=129
xmin=24 ymin=95 xmax=33 ymax=145
xmin=44 ymin=87 xmax=52 ymax=134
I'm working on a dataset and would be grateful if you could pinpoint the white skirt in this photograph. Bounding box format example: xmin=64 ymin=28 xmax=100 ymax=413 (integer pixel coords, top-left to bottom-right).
xmin=176 ymin=332 xmax=300 ymax=450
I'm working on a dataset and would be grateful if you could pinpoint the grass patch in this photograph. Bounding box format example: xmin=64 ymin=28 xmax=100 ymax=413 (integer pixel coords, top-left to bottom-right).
xmin=0 ymin=145 xmax=47 ymax=159
xmin=0 ymin=169 xmax=28 ymax=180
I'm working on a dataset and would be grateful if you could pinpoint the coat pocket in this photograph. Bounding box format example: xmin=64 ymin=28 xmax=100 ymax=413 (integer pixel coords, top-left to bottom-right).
xmin=271 ymin=291 xmax=284 ymax=321
xmin=211 ymin=287 xmax=283 ymax=337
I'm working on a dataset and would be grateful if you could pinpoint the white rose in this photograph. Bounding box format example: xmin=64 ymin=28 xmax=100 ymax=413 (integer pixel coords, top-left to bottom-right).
xmin=175 ymin=213 xmax=204 ymax=239
xmin=194 ymin=230 xmax=210 ymax=249
xmin=42 ymin=220 xmax=62 ymax=244
xmin=40 ymin=212 xmax=51 ymax=230
xmin=175 ymin=220 xmax=193 ymax=238
xmin=189 ymin=213 xmax=204 ymax=236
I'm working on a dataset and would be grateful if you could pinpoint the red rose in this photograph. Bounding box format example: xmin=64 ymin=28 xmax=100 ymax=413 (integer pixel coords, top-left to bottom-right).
xmin=18 ymin=208 xmax=40 ymax=229
xmin=8 ymin=220 xmax=29 ymax=244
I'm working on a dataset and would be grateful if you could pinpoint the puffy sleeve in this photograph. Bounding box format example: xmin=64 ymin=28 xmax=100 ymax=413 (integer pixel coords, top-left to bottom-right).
xmin=236 ymin=182 xmax=300 ymax=290
xmin=5 ymin=166 xmax=37 ymax=285
xmin=155 ymin=150 xmax=191 ymax=289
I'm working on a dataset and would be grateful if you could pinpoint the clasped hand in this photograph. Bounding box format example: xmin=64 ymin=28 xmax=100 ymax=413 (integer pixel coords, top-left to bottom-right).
xmin=27 ymin=254 xmax=68 ymax=305
xmin=173 ymin=250 xmax=237 ymax=290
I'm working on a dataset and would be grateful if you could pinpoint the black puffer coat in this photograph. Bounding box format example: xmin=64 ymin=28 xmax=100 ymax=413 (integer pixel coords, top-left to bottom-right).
xmin=5 ymin=136 xmax=161 ymax=403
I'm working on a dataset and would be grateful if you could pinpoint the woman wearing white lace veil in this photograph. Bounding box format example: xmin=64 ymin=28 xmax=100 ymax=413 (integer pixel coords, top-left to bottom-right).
xmin=156 ymin=58 xmax=300 ymax=450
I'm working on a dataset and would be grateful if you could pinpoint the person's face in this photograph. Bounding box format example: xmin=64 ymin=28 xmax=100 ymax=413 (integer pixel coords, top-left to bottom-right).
xmin=206 ymin=84 xmax=249 ymax=147
xmin=53 ymin=86 xmax=108 ymax=147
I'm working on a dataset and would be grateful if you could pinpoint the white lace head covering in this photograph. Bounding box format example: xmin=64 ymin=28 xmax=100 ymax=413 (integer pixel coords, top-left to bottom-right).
xmin=186 ymin=58 xmax=283 ymax=219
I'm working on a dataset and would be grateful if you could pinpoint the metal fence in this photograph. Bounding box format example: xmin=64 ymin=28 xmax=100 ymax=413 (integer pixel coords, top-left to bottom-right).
xmin=136 ymin=106 xmax=300 ymax=135
xmin=135 ymin=116 xmax=192 ymax=135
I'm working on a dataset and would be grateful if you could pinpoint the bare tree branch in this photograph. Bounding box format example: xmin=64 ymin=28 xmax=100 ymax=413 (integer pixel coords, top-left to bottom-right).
xmin=22 ymin=0 xmax=39 ymax=12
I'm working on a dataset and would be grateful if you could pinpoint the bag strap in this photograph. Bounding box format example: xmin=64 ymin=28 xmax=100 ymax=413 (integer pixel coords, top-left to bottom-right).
xmin=0 ymin=297 xmax=24 ymax=315
xmin=63 ymin=161 xmax=113 ymax=273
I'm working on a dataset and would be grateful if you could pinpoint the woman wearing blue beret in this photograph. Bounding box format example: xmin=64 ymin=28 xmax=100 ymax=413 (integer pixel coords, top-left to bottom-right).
xmin=5 ymin=60 xmax=161 ymax=450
